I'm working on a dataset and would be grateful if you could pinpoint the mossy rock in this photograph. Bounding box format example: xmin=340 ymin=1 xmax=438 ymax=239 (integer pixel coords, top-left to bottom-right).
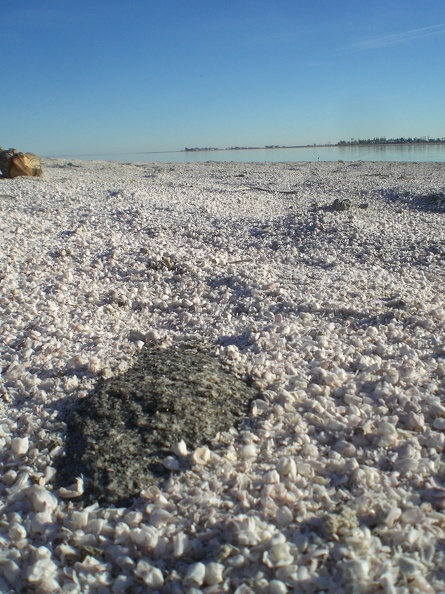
xmin=56 ymin=344 xmax=257 ymax=506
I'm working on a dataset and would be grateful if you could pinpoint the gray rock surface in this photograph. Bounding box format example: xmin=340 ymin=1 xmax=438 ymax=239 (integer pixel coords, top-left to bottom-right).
xmin=56 ymin=344 xmax=256 ymax=506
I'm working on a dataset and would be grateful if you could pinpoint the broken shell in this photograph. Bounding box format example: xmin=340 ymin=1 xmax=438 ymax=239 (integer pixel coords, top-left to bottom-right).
xmin=59 ymin=477 xmax=84 ymax=498
xmin=11 ymin=436 xmax=29 ymax=455
xmin=192 ymin=445 xmax=211 ymax=465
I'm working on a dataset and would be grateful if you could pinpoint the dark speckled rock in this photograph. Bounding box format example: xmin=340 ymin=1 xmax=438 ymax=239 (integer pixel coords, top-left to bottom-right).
xmin=56 ymin=344 xmax=257 ymax=506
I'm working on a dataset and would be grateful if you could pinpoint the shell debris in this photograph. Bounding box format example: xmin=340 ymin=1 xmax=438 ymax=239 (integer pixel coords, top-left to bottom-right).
xmin=1 ymin=159 xmax=445 ymax=592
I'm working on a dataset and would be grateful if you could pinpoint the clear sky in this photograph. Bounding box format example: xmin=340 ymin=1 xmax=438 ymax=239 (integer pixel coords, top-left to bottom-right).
xmin=2 ymin=0 xmax=445 ymax=157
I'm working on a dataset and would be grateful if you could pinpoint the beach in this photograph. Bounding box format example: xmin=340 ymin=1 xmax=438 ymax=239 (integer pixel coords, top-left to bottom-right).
xmin=1 ymin=158 xmax=445 ymax=593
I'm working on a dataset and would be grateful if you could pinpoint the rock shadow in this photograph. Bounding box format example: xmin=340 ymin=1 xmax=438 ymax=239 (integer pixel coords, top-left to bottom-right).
xmin=382 ymin=188 xmax=445 ymax=212
xmin=248 ymin=208 xmax=445 ymax=270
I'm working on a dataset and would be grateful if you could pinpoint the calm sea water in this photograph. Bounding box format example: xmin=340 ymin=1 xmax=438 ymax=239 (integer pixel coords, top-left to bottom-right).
xmin=74 ymin=143 xmax=445 ymax=164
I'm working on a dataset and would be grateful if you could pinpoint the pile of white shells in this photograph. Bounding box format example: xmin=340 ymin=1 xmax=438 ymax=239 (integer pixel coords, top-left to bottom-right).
xmin=1 ymin=158 xmax=445 ymax=593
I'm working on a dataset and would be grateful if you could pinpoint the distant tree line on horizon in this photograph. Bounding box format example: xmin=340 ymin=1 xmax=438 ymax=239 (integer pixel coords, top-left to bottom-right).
xmin=184 ymin=147 xmax=219 ymax=152
xmin=337 ymin=136 xmax=445 ymax=146
xmin=184 ymin=146 xmax=259 ymax=151
xmin=184 ymin=137 xmax=445 ymax=153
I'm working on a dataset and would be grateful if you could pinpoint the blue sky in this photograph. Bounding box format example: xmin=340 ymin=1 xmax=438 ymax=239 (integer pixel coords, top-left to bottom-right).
xmin=2 ymin=0 xmax=445 ymax=157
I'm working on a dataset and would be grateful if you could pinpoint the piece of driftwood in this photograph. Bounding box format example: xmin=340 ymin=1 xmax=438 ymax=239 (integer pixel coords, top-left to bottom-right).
xmin=0 ymin=147 xmax=43 ymax=178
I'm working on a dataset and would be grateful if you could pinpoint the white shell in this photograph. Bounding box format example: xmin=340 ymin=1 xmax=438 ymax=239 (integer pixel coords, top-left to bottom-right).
xmin=204 ymin=562 xmax=225 ymax=585
xmin=134 ymin=560 xmax=164 ymax=587
xmin=28 ymin=486 xmax=58 ymax=513
xmin=11 ymin=436 xmax=29 ymax=455
xmin=184 ymin=562 xmax=206 ymax=586
xmin=59 ymin=477 xmax=84 ymax=498
xmin=192 ymin=445 xmax=211 ymax=465
xmin=130 ymin=525 xmax=158 ymax=551
xmin=172 ymin=439 xmax=188 ymax=456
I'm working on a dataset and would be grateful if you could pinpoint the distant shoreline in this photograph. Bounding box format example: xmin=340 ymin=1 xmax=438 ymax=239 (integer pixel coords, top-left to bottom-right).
xmin=183 ymin=140 xmax=445 ymax=153
xmin=51 ymin=140 xmax=445 ymax=160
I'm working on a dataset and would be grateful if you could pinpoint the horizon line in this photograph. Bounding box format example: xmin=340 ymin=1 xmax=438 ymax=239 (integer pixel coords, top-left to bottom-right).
xmin=46 ymin=137 xmax=445 ymax=159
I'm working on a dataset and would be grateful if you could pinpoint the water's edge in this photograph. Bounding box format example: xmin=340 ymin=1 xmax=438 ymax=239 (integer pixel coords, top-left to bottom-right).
xmin=56 ymin=143 xmax=445 ymax=164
